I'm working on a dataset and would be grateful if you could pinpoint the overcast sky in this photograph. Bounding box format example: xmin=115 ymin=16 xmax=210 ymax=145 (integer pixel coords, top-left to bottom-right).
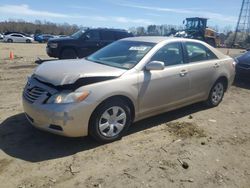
xmin=0 ymin=0 xmax=241 ymax=29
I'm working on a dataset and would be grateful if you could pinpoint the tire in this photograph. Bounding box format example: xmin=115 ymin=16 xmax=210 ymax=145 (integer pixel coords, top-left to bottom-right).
xmin=60 ymin=48 xmax=77 ymax=59
xmin=26 ymin=39 xmax=31 ymax=43
xmin=89 ymin=99 xmax=132 ymax=143
xmin=7 ymin=39 xmax=13 ymax=43
xmin=206 ymin=80 xmax=225 ymax=107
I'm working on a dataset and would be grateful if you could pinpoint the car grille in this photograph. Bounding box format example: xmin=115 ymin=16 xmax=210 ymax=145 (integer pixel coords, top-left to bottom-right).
xmin=23 ymin=86 xmax=48 ymax=103
xmin=238 ymin=63 xmax=250 ymax=69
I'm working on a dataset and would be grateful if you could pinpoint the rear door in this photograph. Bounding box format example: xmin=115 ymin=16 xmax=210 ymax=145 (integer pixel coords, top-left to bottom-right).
xmin=100 ymin=30 xmax=115 ymax=48
xmin=16 ymin=34 xmax=26 ymax=42
xmin=183 ymin=42 xmax=220 ymax=100
xmin=138 ymin=42 xmax=190 ymax=117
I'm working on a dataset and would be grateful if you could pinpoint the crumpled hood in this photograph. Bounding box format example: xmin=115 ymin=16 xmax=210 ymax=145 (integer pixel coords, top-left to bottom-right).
xmin=34 ymin=59 xmax=126 ymax=86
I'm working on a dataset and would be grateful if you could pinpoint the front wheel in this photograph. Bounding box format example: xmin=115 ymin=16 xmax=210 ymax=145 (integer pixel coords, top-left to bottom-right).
xmin=89 ymin=99 xmax=131 ymax=143
xmin=7 ymin=39 xmax=13 ymax=43
xmin=60 ymin=49 xmax=77 ymax=59
xmin=206 ymin=81 xmax=225 ymax=107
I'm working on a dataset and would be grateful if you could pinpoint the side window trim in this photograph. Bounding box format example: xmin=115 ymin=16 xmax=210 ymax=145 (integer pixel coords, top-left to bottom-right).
xmin=181 ymin=42 xmax=189 ymax=64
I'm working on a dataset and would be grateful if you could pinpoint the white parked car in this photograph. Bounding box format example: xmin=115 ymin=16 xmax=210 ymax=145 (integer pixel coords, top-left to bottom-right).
xmin=4 ymin=33 xmax=34 ymax=43
xmin=0 ymin=33 xmax=3 ymax=40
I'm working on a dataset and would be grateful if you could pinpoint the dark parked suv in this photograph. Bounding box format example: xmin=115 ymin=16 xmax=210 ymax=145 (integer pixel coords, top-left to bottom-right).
xmin=46 ymin=28 xmax=133 ymax=59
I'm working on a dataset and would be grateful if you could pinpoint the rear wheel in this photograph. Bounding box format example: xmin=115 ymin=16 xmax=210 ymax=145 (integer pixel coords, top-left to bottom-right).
xmin=89 ymin=99 xmax=131 ymax=143
xmin=206 ymin=81 xmax=225 ymax=107
xmin=60 ymin=48 xmax=77 ymax=59
xmin=7 ymin=39 xmax=13 ymax=43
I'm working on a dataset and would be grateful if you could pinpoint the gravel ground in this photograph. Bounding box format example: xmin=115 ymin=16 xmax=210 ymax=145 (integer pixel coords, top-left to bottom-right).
xmin=0 ymin=43 xmax=250 ymax=188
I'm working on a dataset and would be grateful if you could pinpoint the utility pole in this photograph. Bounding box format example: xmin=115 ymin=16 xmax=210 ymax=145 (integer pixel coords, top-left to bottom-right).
xmin=232 ymin=0 xmax=250 ymax=47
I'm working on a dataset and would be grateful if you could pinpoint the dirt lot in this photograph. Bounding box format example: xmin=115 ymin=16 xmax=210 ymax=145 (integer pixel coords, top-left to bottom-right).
xmin=0 ymin=43 xmax=250 ymax=188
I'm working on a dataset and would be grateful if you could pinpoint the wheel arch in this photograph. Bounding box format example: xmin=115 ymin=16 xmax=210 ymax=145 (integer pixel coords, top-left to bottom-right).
xmin=216 ymin=76 xmax=228 ymax=92
xmin=60 ymin=46 xmax=78 ymax=57
xmin=88 ymin=95 xmax=136 ymax=130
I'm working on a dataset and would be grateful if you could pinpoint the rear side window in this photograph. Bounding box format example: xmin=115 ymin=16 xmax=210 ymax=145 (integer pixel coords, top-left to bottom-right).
xmin=150 ymin=42 xmax=184 ymax=66
xmin=115 ymin=31 xmax=130 ymax=39
xmin=85 ymin=30 xmax=100 ymax=41
xmin=185 ymin=42 xmax=218 ymax=63
xmin=100 ymin=31 xmax=115 ymax=40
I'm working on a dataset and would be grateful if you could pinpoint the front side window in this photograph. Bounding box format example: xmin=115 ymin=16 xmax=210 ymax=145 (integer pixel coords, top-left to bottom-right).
xmin=87 ymin=41 xmax=155 ymax=70
xmin=12 ymin=34 xmax=22 ymax=37
xmin=150 ymin=42 xmax=184 ymax=66
xmin=186 ymin=42 xmax=218 ymax=63
xmin=71 ymin=29 xmax=86 ymax=39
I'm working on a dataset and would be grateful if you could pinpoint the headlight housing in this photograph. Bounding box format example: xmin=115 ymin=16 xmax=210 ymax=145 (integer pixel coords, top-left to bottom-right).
xmin=46 ymin=91 xmax=90 ymax=104
xmin=49 ymin=43 xmax=58 ymax=48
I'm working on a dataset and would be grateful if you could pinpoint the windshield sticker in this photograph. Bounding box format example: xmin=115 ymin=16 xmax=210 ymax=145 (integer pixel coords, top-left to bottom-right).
xmin=129 ymin=46 xmax=149 ymax=51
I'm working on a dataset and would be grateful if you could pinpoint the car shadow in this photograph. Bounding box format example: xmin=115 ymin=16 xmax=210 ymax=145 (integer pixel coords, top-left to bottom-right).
xmin=0 ymin=102 xmax=208 ymax=162
xmin=128 ymin=102 xmax=207 ymax=135
xmin=0 ymin=114 xmax=100 ymax=162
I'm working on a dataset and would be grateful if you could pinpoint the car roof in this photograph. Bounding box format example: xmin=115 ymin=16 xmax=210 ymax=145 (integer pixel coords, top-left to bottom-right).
xmin=10 ymin=33 xmax=23 ymax=35
xmin=89 ymin=28 xmax=128 ymax=32
xmin=121 ymin=36 xmax=202 ymax=44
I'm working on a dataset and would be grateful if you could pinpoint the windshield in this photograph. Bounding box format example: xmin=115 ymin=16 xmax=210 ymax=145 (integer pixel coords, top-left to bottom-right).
xmin=87 ymin=40 xmax=155 ymax=70
xmin=71 ymin=29 xmax=86 ymax=39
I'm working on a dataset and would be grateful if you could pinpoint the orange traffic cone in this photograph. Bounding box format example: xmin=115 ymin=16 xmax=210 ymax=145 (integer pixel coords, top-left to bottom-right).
xmin=9 ymin=51 xmax=14 ymax=60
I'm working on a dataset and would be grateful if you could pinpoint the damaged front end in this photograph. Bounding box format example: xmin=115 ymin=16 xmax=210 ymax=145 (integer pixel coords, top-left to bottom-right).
xmin=23 ymin=74 xmax=117 ymax=104
xmin=22 ymin=74 xmax=113 ymax=137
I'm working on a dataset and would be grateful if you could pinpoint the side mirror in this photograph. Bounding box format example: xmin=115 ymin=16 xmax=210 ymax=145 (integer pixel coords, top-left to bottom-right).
xmin=145 ymin=61 xmax=165 ymax=71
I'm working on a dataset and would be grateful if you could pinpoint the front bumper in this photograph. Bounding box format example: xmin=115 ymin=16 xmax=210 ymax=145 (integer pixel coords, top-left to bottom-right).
xmin=23 ymin=96 xmax=96 ymax=137
xmin=46 ymin=47 xmax=59 ymax=58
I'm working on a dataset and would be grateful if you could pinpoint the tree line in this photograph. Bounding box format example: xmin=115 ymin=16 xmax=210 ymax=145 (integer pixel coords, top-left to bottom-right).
xmin=0 ymin=19 xmax=80 ymax=35
xmin=1 ymin=19 xmax=248 ymax=48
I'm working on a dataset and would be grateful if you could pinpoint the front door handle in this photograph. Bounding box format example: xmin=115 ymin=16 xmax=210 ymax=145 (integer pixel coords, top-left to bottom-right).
xmin=213 ymin=63 xmax=220 ymax=68
xmin=180 ymin=70 xmax=188 ymax=77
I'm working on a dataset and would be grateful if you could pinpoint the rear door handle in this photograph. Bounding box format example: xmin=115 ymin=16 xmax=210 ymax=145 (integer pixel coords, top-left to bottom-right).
xmin=213 ymin=63 xmax=220 ymax=68
xmin=180 ymin=70 xmax=188 ymax=77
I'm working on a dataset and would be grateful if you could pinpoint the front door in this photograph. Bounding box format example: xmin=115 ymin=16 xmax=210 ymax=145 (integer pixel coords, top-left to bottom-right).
xmin=138 ymin=42 xmax=190 ymax=117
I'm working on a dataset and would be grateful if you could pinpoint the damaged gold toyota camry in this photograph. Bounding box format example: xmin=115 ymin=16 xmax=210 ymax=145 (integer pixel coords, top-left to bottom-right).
xmin=23 ymin=37 xmax=235 ymax=142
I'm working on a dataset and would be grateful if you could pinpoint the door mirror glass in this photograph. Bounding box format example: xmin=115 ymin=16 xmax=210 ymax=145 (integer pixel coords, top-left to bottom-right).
xmin=145 ymin=61 xmax=165 ymax=71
